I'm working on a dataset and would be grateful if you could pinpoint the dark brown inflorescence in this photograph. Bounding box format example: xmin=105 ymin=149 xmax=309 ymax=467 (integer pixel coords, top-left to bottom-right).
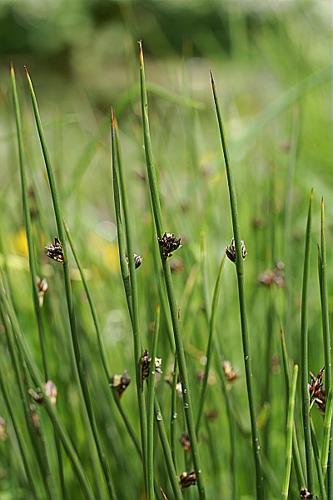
xmin=300 ymin=487 xmax=313 ymax=499
xmin=158 ymin=232 xmax=181 ymax=259
xmin=226 ymin=238 xmax=247 ymax=263
xmin=140 ymin=350 xmax=151 ymax=389
xmin=309 ymin=367 xmax=326 ymax=413
xmin=110 ymin=371 xmax=131 ymax=398
xmin=179 ymin=471 xmax=197 ymax=489
xmin=45 ymin=237 xmax=64 ymax=263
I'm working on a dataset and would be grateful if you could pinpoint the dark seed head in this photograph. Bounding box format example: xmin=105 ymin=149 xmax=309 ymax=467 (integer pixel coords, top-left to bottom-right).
xmin=300 ymin=488 xmax=313 ymax=499
xmin=158 ymin=232 xmax=182 ymax=259
xmin=45 ymin=237 xmax=64 ymax=263
xmin=140 ymin=350 xmax=151 ymax=389
xmin=179 ymin=471 xmax=196 ymax=489
xmin=226 ymin=238 xmax=247 ymax=263
xmin=134 ymin=254 xmax=143 ymax=269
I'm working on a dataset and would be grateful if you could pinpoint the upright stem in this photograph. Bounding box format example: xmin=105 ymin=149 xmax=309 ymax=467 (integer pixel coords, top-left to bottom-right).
xmin=211 ymin=72 xmax=264 ymax=499
xmin=111 ymin=112 xmax=148 ymax=493
xmin=26 ymin=69 xmax=116 ymax=500
xmin=300 ymin=191 xmax=314 ymax=494
xmin=139 ymin=41 xmax=206 ymax=499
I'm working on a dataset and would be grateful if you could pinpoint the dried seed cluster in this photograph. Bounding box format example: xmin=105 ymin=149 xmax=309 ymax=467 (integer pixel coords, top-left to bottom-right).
xmin=45 ymin=237 xmax=64 ymax=263
xmin=139 ymin=350 xmax=162 ymax=389
xmin=158 ymin=232 xmax=181 ymax=259
xmin=300 ymin=488 xmax=313 ymax=499
xmin=110 ymin=371 xmax=131 ymax=398
xmin=309 ymin=367 xmax=325 ymax=413
xmin=226 ymin=238 xmax=247 ymax=263
xmin=179 ymin=471 xmax=197 ymax=489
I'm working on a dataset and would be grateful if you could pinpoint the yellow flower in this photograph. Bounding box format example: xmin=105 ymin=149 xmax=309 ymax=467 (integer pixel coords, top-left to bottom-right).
xmin=12 ymin=228 xmax=28 ymax=257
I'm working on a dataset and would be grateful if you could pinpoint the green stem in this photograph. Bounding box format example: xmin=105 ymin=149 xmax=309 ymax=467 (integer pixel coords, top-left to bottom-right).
xmin=300 ymin=190 xmax=314 ymax=494
xmin=0 ymin=285 xmax=95 ymax=500
xmin=111 ymin=112 xmax=148 ymax=493
xmin=26 ymin=69 xmax=116 ymax=500
xmin=282 ymin=364 xmax=298 ymax=499
xmin=139 ymin=41 xmax=205 ymax=500
xmin=147 ymin=306 xmax=160 ymax=500
xmin=154 ymin=399 xmax=183 ymax=500
xmin=211 ymin=71 xmax=264 ymax=499
xmin=196 ymin=255 xmax=225 ymax=434
xmin=311 ymin=422 xmax=327 ymax=499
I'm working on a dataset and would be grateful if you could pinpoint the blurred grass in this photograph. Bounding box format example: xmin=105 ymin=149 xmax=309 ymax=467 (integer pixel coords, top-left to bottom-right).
xmin=0 ymin=1 xmax=332 ymax=499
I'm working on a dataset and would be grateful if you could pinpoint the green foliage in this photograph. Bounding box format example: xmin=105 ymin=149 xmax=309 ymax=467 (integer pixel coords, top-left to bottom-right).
xmin=0 ymin=2 xmax=332 ymax=499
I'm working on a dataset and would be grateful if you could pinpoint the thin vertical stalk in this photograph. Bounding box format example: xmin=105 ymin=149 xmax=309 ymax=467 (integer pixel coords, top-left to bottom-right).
xmin=64 ymin=222 xmax=145 ymax=463
xmin=0 ymin=369 xmax=38 ymax=499
xmin=147 ymin=305 xmax=160 ymax=500
xmin=196 ymin=255 xmax=225 ymax=434
xmin=10 ymin=65 xmax=48 ymax=379
xmin=25 ymin=69 xmax=116 ymax=500
xmin=211 ymin=71 xmax=264 ymax=499
xmin=319 ymin=198 xmax=332 ymax=495
xmin=322 ymin=390 xmax=333 ymax=476
xmin=282 ymin=364 xmax=298 ymax=499
xmin=0 ymin=287 xmax=95 ymax=500
xmin=11 ymin=64 xmax=65 ymax=500
xmin=301 ymin=190 xmax=314 ymax=494
xmin=279 ymin=329 xmax=306 ymax=489
xmin=139 ymin=41 xmax=206 ymax=499
xmin=311 ymin=422 xmax=327 ymax=499
xmin=154 ymin=400 xmax=183 ymax=500
xmin=111 ymin=111 xmax=148 ymax=492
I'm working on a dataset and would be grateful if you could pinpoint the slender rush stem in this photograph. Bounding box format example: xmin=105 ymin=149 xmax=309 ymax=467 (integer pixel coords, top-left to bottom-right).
xmin=300 ymin=190 xmax=314 ymax=494
xmin=11 ymin=64 xmax=66 ymax=500
xmin=10 ymin=65 xmax=48 ymax=380
xmin=139 ymin=41 xmax=206 ymax=499
xmin=154 ymin=400 xmax=183 ymax=500
xmin=0 ymin=286 xmax=95 ymax=500
xmin=282 ymin=364 xmax=298 ymax=499
xmin=111 ymin=111 xmax=148 ymax=493
xmin=0 ymin=368 xmax=39 ymax=499
xmin=25 ymin=69 xmax=116 ymax=500
xmin=196 ymin=255 xmax=225 ymax=434
xmin=211 ymin=71 xmax=264 ymax=499
xmin=322 ymin=389 xmax=333 ymax=476
xmin=147 ymin=306 xmax=160 ymax=500
xmin=311 ymin=422 xmax=327 ymax=499
xmin=279 ymin=329 xmax=306 ymax=489
xmin=319 ymin=198 xmax=332 ymax=495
